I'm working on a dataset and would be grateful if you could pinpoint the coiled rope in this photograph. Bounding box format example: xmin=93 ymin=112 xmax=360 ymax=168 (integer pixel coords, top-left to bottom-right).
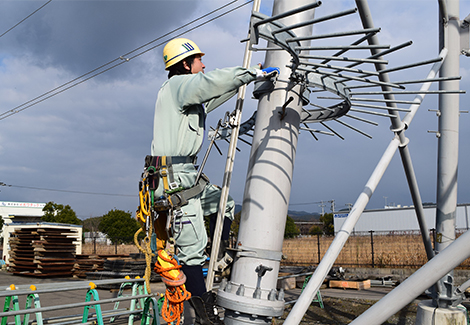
xmin=154 ymin=250 xmax=191 ymax=325
xmin=134 ymin=226 xmax=153 ymax=294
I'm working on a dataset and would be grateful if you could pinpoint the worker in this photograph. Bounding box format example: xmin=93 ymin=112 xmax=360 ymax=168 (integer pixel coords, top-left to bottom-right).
xmin=150 ymin=37 xmax=279 ymax=325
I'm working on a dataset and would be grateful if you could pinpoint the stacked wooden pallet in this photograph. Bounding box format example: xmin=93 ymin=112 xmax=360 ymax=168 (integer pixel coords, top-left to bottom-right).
xmin=9 ymin=227 xmax=78 ymax=277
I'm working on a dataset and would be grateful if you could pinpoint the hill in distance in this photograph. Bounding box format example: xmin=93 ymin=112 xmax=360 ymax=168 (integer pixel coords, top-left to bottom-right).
xmin=234 ymin=205 xmax=320 ymax=222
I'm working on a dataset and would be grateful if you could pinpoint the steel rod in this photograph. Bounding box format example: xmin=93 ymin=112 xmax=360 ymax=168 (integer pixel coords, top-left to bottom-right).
xmin=302 ymin=68 xmax=404 ymax=89
xmin=283 ymin=137 xmax=401 ymax=325
xmin=334 ymin=119 xmax=372 ymax=138
xmin=320 ymin=33 xmax=380 ymax=66
xmin=296 ymin=44 xmax=389 ymax=50
xmin=350 ymin=89 xmax=464 ymax=95
xmin=299 ymin=127 xmax=334 ymax=136
xmin=344 ymin=41 xmax=413 ymax=70
xmin=299 ymin=54 xmax=387 ymax=64
xmin=349 ymin=108 xmax=396 ymax=117
xmin=272 ymin=8 xmax=357 ymax=34
xmin=300 ymin=60 xmax=379 ymax=75
xmin=378 ymin=57 xmax=443 ymax=74
xmin=320 ymin=121 xmax=345 ymax=139
xmin=351 ymin=102 xmax=411 ymax=112
xmin=345 ymin=113 xmax=379 ymax=126
xmin=254 ymin=1 xmax=321 ymax=28
xmin=346 ymin=97 xmax=417 ymax=104
xmin=394 ymin=76 xmax=461 ymax=85
xmin=349 ymin=229 xmax=470 ymax=324
xmin=287 ymin=27 xmax=380 ymax=42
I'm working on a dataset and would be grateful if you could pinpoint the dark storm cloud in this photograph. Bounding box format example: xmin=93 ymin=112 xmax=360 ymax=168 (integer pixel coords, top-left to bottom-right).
xmin=0 ymin=1 xmax=198 ymax=78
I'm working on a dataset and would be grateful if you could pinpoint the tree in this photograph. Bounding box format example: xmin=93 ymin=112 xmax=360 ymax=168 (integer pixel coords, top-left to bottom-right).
xmin=230 ymin=212 xmax=300 ymax=239
xmin=309 ymin=225 xmax=322 ymax=235
xmin=284 ymin=216 xmax=300 ymax=238
xmin=320 ymin=213 xmax=335 ymax=236
xmin=82 ymin=216 xmax=103 ymax=254
xmin=42 ymin=202 xmax=81 ymax=225
xmin=99 ymin=209 xmax=141 ymax=254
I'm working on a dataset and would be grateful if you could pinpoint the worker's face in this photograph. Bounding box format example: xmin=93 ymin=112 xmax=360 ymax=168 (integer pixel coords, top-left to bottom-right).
xmin=190 ymin=55 xmax=205 ymax=74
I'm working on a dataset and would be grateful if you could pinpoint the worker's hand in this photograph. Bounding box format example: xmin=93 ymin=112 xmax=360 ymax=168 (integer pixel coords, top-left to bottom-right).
xmin=256 ymin=66 xmax=280 ymax=80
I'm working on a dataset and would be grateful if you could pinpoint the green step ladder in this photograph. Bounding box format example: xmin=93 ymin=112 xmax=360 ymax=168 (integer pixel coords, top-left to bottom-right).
xmin=302 ymin=275 xmax=324 ymax=309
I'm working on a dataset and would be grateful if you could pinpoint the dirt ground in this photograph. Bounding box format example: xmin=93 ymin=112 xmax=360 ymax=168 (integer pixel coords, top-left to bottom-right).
xmin=277 ymin=297 xmax=470 ymax=325
xmin=276 ymin=297 xmax=419 ymax=325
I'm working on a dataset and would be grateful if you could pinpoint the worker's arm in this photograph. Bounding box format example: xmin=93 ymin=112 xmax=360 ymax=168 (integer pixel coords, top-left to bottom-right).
xmin=175 ymin=66 xmax=258 ymax=113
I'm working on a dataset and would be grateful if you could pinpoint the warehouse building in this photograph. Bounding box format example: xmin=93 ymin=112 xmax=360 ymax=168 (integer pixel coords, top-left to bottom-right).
xmin=333 ymin=203 xmax=470 ymax=233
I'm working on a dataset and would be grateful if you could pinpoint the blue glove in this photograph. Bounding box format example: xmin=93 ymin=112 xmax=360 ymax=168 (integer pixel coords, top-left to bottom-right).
xmin=262 ymin=67 xmax=280 ymax=76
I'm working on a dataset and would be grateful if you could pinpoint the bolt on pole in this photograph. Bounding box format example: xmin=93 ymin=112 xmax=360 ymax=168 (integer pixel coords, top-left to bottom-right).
xmin=216 ymin=0 xmax=315 ymax=324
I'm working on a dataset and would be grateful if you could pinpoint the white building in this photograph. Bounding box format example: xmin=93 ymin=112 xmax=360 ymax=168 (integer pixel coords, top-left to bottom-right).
xmin=334 ymin=203 xmax=470 ymax=233
xmin=0 ymin=201 xmax=82 ymax=263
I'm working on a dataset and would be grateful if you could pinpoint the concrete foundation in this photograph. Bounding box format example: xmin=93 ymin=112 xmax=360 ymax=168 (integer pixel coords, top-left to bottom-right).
xmin=415 ymin=300 xmax=467 ymax=325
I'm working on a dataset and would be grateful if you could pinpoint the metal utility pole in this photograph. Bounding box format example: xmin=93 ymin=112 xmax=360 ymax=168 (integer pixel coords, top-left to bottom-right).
xmin=430 ymin=0 xmax=462 ymax=311
xmin=217 ymin=0 xmax=315 ymax=324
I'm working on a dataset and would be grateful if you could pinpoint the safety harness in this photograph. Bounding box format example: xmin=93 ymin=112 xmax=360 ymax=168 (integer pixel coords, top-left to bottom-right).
xmin=134 ymin=154 xmax=208 ymax=322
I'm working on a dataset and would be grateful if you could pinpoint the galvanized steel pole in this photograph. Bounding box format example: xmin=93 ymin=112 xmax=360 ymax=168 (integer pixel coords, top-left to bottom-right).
xmin=356 ymin=0 xmax=435 ymax=262
xmin=435 ymin=0 xmax=460 ymax=307
xmin=216 ymin=0 xmax=315 ymax=324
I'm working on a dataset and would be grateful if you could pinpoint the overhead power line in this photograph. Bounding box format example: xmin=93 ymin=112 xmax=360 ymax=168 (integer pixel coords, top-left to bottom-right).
xmin=0 ymin=0 xmax=52 ymax=39
xmin=0 ymin=181 xmax=135 ymax=197
xmin=0 ymin=0 xmax=253 ymax=121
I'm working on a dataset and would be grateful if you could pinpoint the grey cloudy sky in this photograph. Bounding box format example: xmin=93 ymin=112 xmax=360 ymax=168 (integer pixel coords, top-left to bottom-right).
xmin=1 ymin=0 xmax=470 ymax=219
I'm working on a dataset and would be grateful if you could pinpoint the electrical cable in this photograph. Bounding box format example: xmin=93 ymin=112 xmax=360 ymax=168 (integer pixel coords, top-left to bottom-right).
xmin=0 ymin=0 xmax=254 ymax=121
xmin=0 ymin=182 xmax=135 ymax=197
xmin=0 ymin=0 xmax=241 ymax=120
xmin=0 ymin=0 xmax=52 ymax=39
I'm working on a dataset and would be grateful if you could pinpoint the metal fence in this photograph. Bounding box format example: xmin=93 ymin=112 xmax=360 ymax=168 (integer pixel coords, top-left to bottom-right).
xmin=282 ymin=229 xmax=470 ymax=269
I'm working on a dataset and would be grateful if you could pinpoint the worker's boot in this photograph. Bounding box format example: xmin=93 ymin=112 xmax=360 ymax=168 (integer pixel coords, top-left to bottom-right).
xmin=183 ymin=299 xmax=197 ymax=325
xmin=188 ymin=291 xmax=223 ymax=325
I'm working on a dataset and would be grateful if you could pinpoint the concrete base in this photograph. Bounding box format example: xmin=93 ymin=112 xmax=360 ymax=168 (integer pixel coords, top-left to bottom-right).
xmin=415 ymin=300 xmax=467 ymax=325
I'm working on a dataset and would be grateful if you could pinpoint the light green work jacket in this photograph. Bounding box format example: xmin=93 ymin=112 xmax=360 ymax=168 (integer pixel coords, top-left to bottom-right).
xmin=151 ymin=66 xmax=258 ymax=157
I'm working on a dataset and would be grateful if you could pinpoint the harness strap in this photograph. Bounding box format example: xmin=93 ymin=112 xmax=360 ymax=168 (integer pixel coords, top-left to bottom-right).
xmin=161 ymin=156 xmax=171 ymax=191
xmin=168 ymin=176 xmax=208 ymax=207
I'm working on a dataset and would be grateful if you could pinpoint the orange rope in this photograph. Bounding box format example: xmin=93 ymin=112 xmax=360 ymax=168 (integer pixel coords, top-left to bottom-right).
xmin=154 ymin=250 xmax=191 ymax=325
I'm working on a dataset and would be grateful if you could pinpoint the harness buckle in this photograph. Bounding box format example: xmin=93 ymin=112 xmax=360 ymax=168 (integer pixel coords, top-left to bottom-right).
xmin=159 ymin=167 xmax=168 ymax=177
xmin=169 ymin=182 xmax=179 ymax=190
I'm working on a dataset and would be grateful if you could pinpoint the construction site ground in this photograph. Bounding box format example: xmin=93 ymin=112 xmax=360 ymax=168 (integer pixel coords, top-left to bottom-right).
xmin=0 ymin=270 xmax=468 ymax=324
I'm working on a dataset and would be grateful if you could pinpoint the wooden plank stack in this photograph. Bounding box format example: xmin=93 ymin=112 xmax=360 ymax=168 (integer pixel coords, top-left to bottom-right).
xmin=9 ymin=227 xmax=78 ymax=277
xmin=73 ymin=254 xmax=105 ymax=278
